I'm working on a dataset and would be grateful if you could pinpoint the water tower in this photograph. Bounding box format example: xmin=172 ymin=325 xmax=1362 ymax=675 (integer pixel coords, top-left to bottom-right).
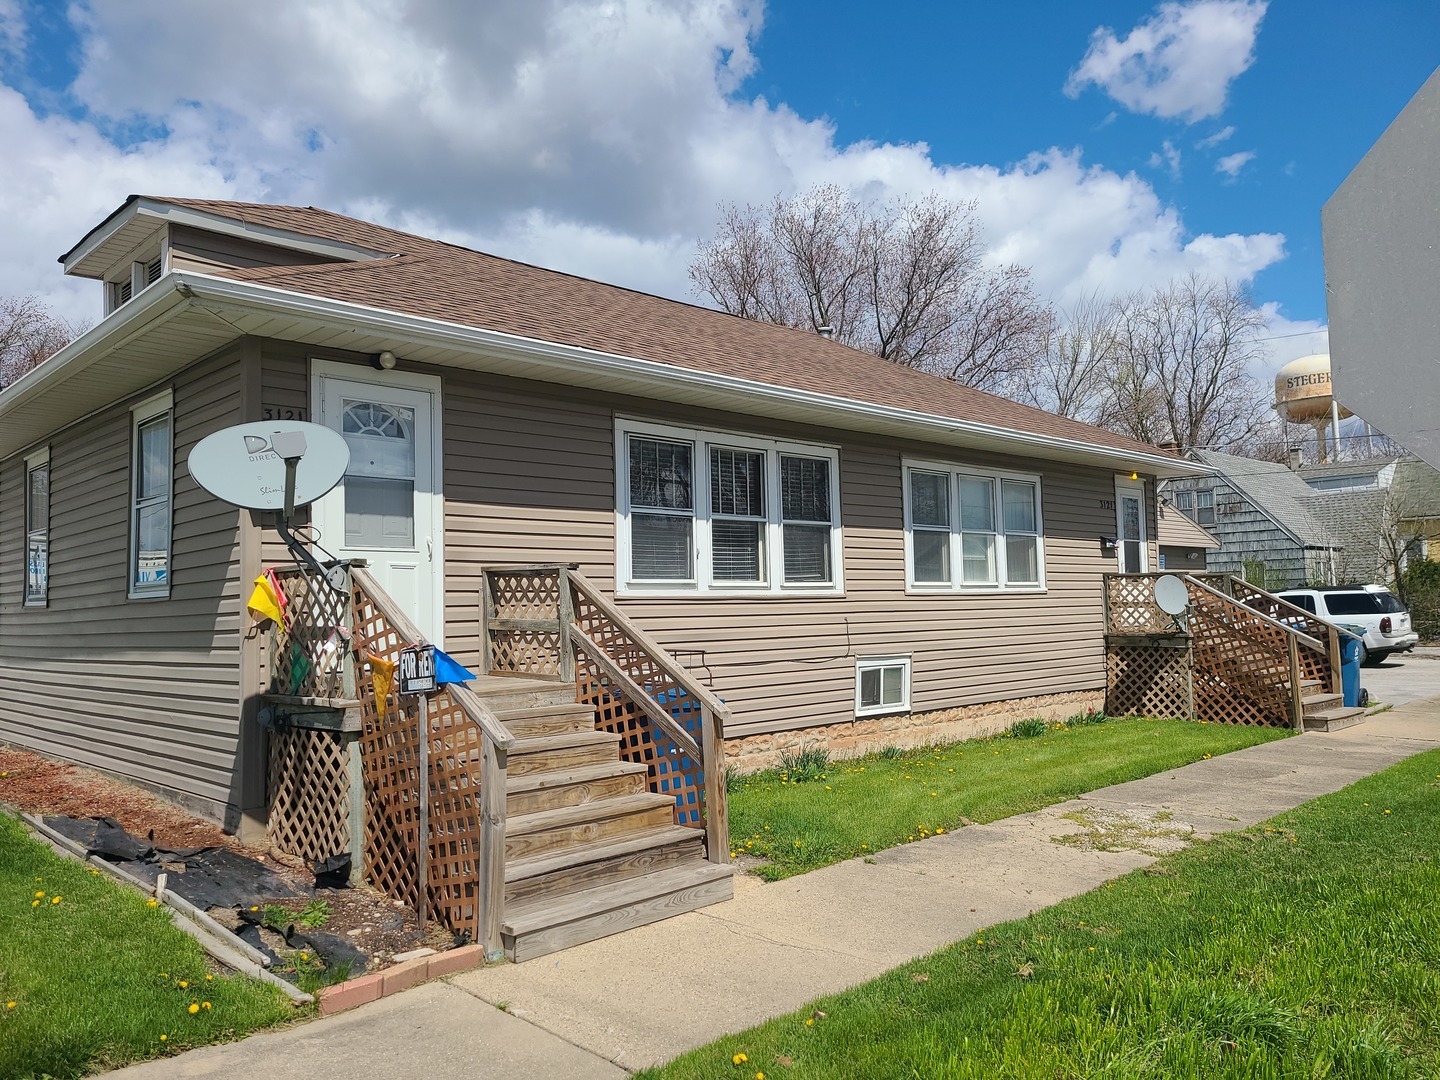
xmin=1274 ymin=354 xmax=1352 ymax=463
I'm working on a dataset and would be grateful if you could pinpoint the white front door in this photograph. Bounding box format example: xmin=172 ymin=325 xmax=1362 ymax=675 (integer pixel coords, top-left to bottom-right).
xmin=1115 ymin=477 xmax=1148 ymax=574
xmin=312 ymin=362 xmax=443 ymax=644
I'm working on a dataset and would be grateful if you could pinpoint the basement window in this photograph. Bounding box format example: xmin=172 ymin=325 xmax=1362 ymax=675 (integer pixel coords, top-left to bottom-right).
xmin=856 ymin=656 xmax=910 ymax=717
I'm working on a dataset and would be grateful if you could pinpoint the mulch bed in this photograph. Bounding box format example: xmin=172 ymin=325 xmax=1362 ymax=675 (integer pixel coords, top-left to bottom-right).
xmin=0 ymin=745 xmax=445 ymax=971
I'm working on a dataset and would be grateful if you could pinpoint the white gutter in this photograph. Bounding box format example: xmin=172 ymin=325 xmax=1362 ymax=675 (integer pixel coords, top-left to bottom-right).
xmin=173 ymin=272 xmax=1203 ymax=477
xmin=0 ymin=276 xmax=188 ymax=416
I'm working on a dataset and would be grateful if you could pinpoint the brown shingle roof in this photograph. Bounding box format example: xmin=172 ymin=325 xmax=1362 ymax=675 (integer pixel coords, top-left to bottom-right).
xmin=149 ymin=197 xmax=1174 ymax=461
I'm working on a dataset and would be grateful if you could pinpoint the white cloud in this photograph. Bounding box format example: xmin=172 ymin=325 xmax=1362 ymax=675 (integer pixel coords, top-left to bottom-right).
xmin=1148 ymin=140 xmax=1182 ymax=179
xmin=1255 ymin=302 xmax=1328 ymax=382
xmin=1 ymin=0 xmax=1290 ymax=331
xmin=1216 ymin=150 xmax=1256 ymax=178
xmin=1066 ymin=1 xmax=1268 ymax=122
xmin=1195 ymin=124 xmax=1235 ymax=149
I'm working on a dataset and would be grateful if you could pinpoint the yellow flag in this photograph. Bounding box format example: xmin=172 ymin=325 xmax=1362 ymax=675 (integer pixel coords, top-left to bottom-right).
xmin=369 ymin=653 xmax=396 ymax=714
xmin=246 ymin=574 xmax=284 ymax=626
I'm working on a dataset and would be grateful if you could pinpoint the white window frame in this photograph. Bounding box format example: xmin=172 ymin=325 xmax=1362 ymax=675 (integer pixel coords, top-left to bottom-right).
xmin=128 ymin=389 xmax=174 ymax=600
xmin=615 ymin=419 xmax=843 ymax=596
xmin=855 ymin=655 xmax=911 ymax=717
xmin=24 ymin=446 xmax=50 ymax=607
xmin=902 ymin=458 xmax=1046 ymax=593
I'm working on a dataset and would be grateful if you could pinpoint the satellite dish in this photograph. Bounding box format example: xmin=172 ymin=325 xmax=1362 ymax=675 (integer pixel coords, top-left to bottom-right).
xmin=188 ymin=421 xmax=349 ymax=512
xmin=1154 ymin=574 xmax=1190 ymax=616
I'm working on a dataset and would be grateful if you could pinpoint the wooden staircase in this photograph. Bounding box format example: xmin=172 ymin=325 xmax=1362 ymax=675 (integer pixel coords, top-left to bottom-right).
xmin=1296 ymin=681 xmax=1367 ymax=732
xmin=477 ymin=675 xmax=734 ymax=963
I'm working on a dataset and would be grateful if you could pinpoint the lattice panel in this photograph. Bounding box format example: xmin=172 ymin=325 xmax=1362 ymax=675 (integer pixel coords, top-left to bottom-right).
xmin=267 ymin=726 xmax=351 ymax=861
xmin=423 ymin=688 xmax=485 ymax=938
xmin=491 ymin=629 xmax=562 ymax=677
xmin=577 ymin=651 xmax=705 ymax=830
xmin=1187 ymin=588 xmax=1293 ymax=727
xmin=1106 ymin=644 xmax=1193 ymax=718
xmin=271 ymin=567 xmax=353 ymax=699
xmin=1104 ymin=574 xmax=1176 ymax=635
xmin=1224 ymin=579 xmax=1336 ymax=687
xmin=488 ymin=570 xmax=561 ymax=621
xmin=352 ymin=580 xmax=426 ymax=915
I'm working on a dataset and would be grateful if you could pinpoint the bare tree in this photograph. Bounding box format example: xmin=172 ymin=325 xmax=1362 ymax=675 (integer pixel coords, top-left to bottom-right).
xmin=1100 ymin=275 xmax=1269 ymax=452
xmin=0 ymin=296 xmax=81 ymax=389
xmin=690 ymin=186 xmax=1051 ymax=392
xmin=1009 ymin=292 xmax=1117 ymax=421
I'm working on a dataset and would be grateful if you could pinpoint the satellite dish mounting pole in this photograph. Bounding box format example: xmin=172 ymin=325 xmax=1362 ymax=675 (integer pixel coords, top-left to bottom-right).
xmin=268 ymin=430 xmax=343 ymax=591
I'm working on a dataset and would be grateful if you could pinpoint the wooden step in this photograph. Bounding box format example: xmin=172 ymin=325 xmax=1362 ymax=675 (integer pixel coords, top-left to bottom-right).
xmin=471 ymin=676 xmax=575 ymax=712
xmin=1304 ymin=706 xmax=1367 ymax=733
xmin=504 ymin=792 xmax=678 ymax=859
xmin=1297 ymin=679 xmax=1324 ymax=691
xmin=1301 ymin=691 xmax=1343 ymax=716
xmin=504 ymin=824 xmax=705 ymax=906
xmin=506 ymin=729 xmax=621 ymax=777
xmin=496 ymin=702 xmax=597 ymax=738
xmin=505 ymin=760 xmax=650 ymax=816
xmin=503 ymin=861 xmax=734 ymax=962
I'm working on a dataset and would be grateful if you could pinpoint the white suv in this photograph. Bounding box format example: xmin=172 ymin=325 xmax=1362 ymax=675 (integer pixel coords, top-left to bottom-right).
xmin=1275 ymin=585 xmax=1420 ymax=665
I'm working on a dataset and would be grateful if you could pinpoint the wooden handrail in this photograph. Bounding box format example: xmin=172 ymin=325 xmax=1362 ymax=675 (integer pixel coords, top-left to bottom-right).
xmin=352 ymin=567 xmax=516 ymax=753
xmin=1182 ymin=574 xmax=1327 ymax=655
xmin=567 ymin=570 xmax=733 ymax=725
xmin=570 ymin=627 xmax=703 ymax=760
xmin=1220 ymin=576 xmax=1364 ymax=642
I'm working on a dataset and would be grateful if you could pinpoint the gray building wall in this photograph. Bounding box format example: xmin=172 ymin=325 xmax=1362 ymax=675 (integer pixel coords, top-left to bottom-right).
xmin=1161 ymin=475 xmax=1315 ymax=588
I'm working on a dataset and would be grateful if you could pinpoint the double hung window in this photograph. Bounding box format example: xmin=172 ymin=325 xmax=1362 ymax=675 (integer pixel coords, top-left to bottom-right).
xmin=1173 ymin=489 xmax=1194 ymax=517
xmin=1195 ymin=489 xmax=1215 ymax=526
xmin=619 ymin=422 xmax=841 ymax=593
xmin=130 ymin=391 xmax=174 ymax=598
xmin=24 ymin=448 xmax=49 ymax=606
xmin=904 ymin=461 xmax=1044 ymax=590
xmin=856 ymin=656 xmax=910 ymax=717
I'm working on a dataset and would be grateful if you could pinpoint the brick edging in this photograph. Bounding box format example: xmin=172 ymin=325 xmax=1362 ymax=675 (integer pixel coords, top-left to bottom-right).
xmin=315 ymin=945 xmax=489 ymax=1014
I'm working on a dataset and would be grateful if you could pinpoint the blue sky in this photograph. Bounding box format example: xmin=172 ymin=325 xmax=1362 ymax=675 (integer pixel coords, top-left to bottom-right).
xmin=0 ymin=0 xmax=1436 ymax=377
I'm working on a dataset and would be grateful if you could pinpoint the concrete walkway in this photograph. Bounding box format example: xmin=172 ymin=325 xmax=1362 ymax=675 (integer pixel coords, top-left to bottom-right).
xmin=111 ymin=698 xmax=1440 ymax=1079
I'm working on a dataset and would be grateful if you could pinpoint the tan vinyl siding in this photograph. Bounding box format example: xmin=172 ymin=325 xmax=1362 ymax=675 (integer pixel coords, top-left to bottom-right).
xmin=0 ymin=346 xmax=249 ymax=818
xmin=258 ymin=347 xmax=1129 ymax=742
xmin=168 ymin=223 xmax=339 ymax=277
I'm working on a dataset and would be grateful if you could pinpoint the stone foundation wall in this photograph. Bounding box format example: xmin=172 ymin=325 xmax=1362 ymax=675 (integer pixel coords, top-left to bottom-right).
xmin=723 ymin=689 xmax=1106 ymax=772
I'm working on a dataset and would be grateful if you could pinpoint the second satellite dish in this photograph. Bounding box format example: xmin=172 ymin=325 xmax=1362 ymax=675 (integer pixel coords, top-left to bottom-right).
xmin=1154 ymin=574 xmax=1190 ymax=616
xmin=188 ymin=421 xmax=350 ymax=512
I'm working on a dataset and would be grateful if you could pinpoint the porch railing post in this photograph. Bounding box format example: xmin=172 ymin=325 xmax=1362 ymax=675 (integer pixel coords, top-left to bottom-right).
xmin=700 ymin=704 xmax=729 ymax=865
xmin=557 ymin=566 xmax=576 ymax=684
xmin=478 ymin=568 xmax=494 ymax=677
xmin=1327 ymin=626 xmax=1344 ymax=697
xmin=478 ymin=733 xmax=507 ymax=961
xmin=1287 ymin=634 xmax=1305 ymax=730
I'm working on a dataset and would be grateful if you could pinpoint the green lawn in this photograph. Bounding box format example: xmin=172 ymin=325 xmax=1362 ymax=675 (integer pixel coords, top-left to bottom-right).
xmin=647 ymin=749 xmax=1440 ymax=1079
xmin=729 ymin=716 xmax=1288 ymax=879
xmin=0 ymin=812 xmax=299 ymax=1080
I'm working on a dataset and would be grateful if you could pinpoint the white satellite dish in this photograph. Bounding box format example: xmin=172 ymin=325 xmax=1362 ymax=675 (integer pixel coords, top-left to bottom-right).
xmin=188 ymin=421 xmax=349 ymax=513
xmin=1154 ymin=574 xmax=1190 ymax=616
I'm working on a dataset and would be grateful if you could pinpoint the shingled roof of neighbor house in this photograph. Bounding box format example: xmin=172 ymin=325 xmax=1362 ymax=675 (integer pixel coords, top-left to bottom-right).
xmin=1191 ymin=449 xmax=1338 ymax=548
xmin=132 ymin=197 xmax=1176 ymax=463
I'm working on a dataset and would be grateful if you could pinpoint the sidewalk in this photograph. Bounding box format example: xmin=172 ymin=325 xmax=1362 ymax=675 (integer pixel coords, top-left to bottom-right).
xmin=112 ymin=698 xmax=1440 ymax=1079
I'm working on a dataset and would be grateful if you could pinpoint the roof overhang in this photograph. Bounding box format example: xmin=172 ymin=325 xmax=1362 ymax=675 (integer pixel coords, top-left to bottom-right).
xmin=1 ymin=271 xmax=1204 ymax=477
xmin=60 ymin=196 xmax=388 ymax=279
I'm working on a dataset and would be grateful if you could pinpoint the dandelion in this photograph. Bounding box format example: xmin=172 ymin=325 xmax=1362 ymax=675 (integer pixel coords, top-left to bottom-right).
xmin=732 ymin=1052 xmax=749 ymax=1065
xmin=202 ymin=1001 xmax=212 ymax=1010
xmin=160 ymin=973 xmax=169 ymax=978
xmin=205 ymin=975 xmax=214 ymax=982
xmin=935 ymin=827 xmax=945 ymax=834
xmin=188 ymin=1003 xmax=200 ymax=1015
xmin=5 ymin=1001 xmax=14 ymax=1009
xmin=147 ymin=899 xmax=159 ymax=908
xmin=160 ymin=1034 xmax=167 ymax=1042
xmin=805 ymin=1017 xmax=815 ymax=1027
xmin=1384 ymin=809 xmax=1391 ymax=815
xmin=33 ymin=891 xmax=43 ymax=899
xmin=757 ymin=1073 xmax=765 ymax=1079
xmin=300 ymin=954 xmax=309 ymax=962
xmin=31 ymin=900 xmax=39 ymax=908
xmin=51 ymin=896 xmax=61 ymax=905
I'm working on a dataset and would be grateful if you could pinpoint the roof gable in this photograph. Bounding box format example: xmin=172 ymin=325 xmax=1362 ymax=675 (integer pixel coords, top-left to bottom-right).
xmin=1191 ymin=449 xmax=1337 ymax=547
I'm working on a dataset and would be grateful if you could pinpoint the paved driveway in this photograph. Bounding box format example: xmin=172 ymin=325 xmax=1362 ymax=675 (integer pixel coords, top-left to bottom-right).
xmin=1359 ymin=647 xmax=1440 ymax=707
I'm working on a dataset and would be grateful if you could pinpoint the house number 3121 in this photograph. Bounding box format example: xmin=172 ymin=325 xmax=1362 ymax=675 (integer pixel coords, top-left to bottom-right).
xmin=262 ymin=406 xmax=307 ymax=421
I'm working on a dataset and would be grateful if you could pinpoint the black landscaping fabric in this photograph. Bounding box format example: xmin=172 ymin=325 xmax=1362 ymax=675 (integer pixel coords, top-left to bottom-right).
xmin=43 ymin=815 xmax=308 ymax=909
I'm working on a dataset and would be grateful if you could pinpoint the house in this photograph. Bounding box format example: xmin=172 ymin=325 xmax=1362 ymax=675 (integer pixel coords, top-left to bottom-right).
xmin=1297 ymin=455 xmax=1440 ymax=584
xmin=1323 ymin=65 xmax=1440 ymax=472
xmin=1160 ymin=449 xmax=1338 ymax=589
xmin=1 ymin=195 xmax=1196 ymax=845
xmin=1155 ymin=496 xmax=1220 ymax=573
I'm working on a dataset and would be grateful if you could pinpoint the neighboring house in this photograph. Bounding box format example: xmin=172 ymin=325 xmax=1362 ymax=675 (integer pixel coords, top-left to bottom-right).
xmin=0 ymin=196 xmax=1195 ymax=834
xmin=1160 ymin=449 xmax=1339 ymax=589
xmin=1297 ymin=455 xmax=1440 ymax=585
xmin=1155 ymin=497 xmax=1220 ymax=573
xmin=1324 ymin=65 xmax=1440 ymax=472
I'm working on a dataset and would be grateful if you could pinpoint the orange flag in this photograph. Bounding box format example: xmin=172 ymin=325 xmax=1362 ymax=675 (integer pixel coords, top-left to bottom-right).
xmin=368 ymin=653 xmax=396 ymax=714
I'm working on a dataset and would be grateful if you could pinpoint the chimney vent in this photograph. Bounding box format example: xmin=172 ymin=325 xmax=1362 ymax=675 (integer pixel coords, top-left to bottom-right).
xmin=1287 ymin=446 xmax=1303 ymax=471
xmin=817 ymin=324 xmax=833 ymax=340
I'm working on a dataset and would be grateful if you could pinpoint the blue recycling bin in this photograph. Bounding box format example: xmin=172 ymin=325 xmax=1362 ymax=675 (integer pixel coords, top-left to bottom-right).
xmin=1338 ymin=625 xmax=1365 ymax=708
